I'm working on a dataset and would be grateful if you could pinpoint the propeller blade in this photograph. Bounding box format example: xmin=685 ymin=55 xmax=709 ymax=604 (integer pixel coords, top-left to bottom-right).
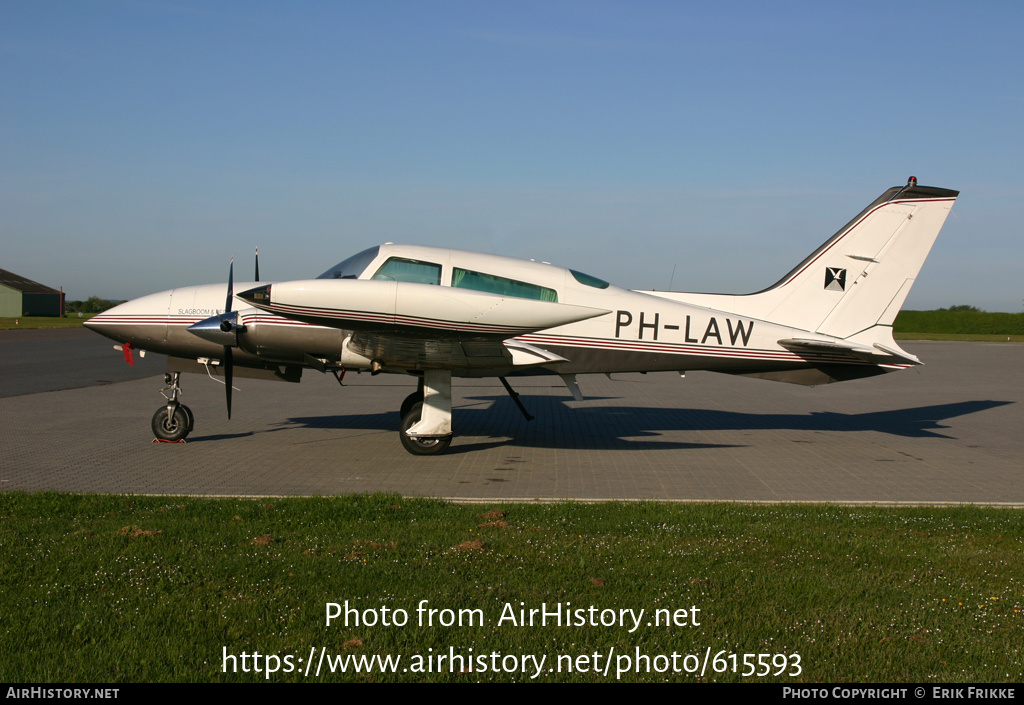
xmin=224 ymin=258 xmax=235 ymax=419
xmin=255 ymin=247 xmax=260 ymax=282
xmin=224 ymin=346 xmax=233 ymax=419
xmin=225 ymin=258 xmax=234 ymax=314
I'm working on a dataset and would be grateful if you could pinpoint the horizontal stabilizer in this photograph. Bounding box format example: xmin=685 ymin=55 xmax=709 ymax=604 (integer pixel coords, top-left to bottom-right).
xmin=779 ymin=337 xmax=875 ymax=356
xmin=872 ymin=342 xmax=922 ymax=366
xmin=778 ymin=337 xmax=921 ymax=365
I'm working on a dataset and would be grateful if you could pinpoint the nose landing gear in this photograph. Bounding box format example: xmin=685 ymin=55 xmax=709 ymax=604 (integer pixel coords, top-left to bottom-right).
xmin=152 ymin=372 xmax=194 ymax=442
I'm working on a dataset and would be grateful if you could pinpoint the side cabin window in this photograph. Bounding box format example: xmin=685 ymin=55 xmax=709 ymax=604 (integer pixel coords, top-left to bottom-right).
xmin=372 ymin=257 xmax=442 ymax=285
xmin=452 ymin=267 xmax=558 ymax=302
xmin=570 ymin=269 xmax=610 ymax=289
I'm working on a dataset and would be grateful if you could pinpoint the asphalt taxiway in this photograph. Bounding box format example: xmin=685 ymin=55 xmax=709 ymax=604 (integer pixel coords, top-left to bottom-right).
xmin=1 ymin=329 xmax=1021 ymax=503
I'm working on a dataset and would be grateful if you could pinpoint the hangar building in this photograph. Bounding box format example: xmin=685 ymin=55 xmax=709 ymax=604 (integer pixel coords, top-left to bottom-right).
xmin=0 ymin=268 xmax=65 ymax=317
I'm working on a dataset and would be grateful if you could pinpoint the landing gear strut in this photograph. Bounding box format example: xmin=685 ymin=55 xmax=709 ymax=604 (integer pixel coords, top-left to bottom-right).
xmin=398 ymin=370 xmax=452 ymax=455
xmin=152 ymin=372 xmax=194 ymax=441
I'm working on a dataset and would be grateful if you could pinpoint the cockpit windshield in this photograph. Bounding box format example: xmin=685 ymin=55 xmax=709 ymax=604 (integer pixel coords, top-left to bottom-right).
xmin=316 ymin=246 xmax=381 ymax=280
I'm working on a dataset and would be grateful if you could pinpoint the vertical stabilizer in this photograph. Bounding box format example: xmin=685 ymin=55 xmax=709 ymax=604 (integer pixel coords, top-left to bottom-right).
xmin=650 ymin=179 xmax=959 ymax=342
xmin=768 ymin=180 xmax=959 ymax=339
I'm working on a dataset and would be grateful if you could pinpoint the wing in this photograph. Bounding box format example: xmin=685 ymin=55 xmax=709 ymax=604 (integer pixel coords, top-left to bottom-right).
xmin=341 ymin=334 xmax=569 ymax=371
xmin=238 ymin=279 xmax=607 ymax=372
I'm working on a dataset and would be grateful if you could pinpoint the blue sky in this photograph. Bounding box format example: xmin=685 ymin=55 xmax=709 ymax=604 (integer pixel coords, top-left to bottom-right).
xmin=2 ymin=1 xmax=1021 ymax=310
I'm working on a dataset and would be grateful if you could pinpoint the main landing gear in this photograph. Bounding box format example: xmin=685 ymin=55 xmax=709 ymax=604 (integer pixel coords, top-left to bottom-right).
xmin=394 ymin=371 xmax=537 ymax=455
xmin=151 ymin=372 xmax=194 ymax=442
xmin=398 ymin=370 xmax=453 ymax=456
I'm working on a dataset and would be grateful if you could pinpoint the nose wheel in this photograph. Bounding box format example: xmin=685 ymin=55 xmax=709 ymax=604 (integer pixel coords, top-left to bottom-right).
xmin=152 ymin=404 xmax=193 ymax=441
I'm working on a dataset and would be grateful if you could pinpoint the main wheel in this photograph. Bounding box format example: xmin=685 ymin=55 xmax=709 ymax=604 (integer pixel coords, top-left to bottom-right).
xmin=399 ymin=402 xmax=452 ymax=456
xmin=400 ymin=390 xmax=423 ymax=420
xmin=152 ymin=405 xmax=191 ymax=441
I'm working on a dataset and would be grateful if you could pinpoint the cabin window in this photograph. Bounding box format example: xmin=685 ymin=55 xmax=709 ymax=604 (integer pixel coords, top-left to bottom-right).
xmin=570 ymin=269 xmax=610 ymax=289
xmin=452 ymin=268 xmax=558 ymax=302
xmin=317 ymin=246 xmax=381 ymax=280
xmin=372 ymin=257 xmax=442 ymax=285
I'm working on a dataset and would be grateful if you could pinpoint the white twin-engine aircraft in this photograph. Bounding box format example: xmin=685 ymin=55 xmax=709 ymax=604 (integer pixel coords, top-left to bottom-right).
xmin=86 ymin=178 xmax=957 ymax=455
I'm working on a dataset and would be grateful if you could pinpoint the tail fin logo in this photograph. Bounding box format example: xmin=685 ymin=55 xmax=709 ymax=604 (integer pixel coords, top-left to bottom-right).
xmin=825 ymin=267 xmax=846 ymax=291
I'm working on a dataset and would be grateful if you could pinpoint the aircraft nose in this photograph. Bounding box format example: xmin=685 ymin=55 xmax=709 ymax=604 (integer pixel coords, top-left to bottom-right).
xmin=82 ymin=306 xmax=126 ymax=341
xmin=81 ymin=291 xmax=171 ymax=345
xmin=82 ymin=299 xmax=130 ymax=335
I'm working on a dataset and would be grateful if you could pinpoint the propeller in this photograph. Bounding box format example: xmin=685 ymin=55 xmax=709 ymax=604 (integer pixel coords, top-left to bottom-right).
xmin=254 ymin=247 xmax=260 ymax=282
xmin=185 ymin=257 xmax=249 ymax=419
xmin=222 ymin=259 xmax=234 ymax=419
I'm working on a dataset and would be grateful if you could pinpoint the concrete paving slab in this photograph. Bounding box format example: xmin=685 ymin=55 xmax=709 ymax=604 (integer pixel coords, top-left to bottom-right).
xmin=1 ymin=340 xmax=1021 ymax=503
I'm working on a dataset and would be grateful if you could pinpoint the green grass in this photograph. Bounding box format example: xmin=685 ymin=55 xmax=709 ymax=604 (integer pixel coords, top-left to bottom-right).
xmin=0 ymin=316 xmax=94 ymax=330
xmin=894 ymin=310 xmax=1024 ymax=337
xmin=1 ymin=493 xmax=1020 ymax=683
xmin=894 ymin=332 xmax=1024 ymax=342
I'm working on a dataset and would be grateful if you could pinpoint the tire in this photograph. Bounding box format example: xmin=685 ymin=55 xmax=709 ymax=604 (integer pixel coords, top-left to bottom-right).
xmin=152 ymin=405 xmax=191 ymax=441
xmin=179 ymin=404 xmax=195 ymax=432
xmin=400 ymin=391 xmax=423 ymax=421
xmin=399 ymin=402 xmax=452 ymax=456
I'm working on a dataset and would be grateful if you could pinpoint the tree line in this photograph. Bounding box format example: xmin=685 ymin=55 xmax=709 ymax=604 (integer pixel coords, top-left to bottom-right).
xmin=65 ymin=296 xmax=125 ymax=314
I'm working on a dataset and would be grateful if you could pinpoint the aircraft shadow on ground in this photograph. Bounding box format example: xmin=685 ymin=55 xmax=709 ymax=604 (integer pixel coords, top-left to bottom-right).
xmin=185 ymin=432 xmax=256 ymax=443
xmin=200 ymin=396 xmax=1014 ymax=451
